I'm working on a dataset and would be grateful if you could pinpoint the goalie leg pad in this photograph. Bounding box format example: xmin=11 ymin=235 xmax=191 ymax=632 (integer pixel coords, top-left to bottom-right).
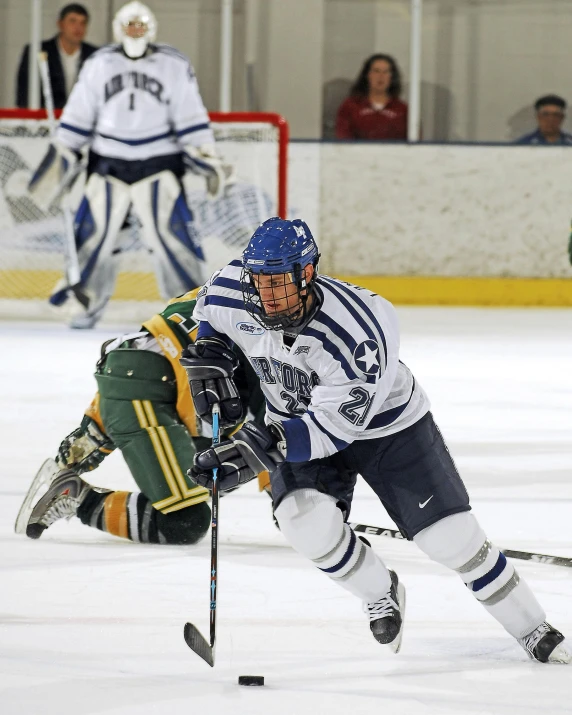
xmin=49 ymin=173 xmax=131 ymax=313
xmin=275 ymin=488 xmax=391 ymax=602
xmin=415 ymin=512 xmax=545 ymax=639
xmin=131 ymin=170 xmax=205 ymax=297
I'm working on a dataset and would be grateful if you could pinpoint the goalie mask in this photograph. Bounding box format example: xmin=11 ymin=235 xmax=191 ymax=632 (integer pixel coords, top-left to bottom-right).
xmin=113 ymin=1 xmax=157 ymax=59
xmin=241 ymin=217 xmax=320 ymax=331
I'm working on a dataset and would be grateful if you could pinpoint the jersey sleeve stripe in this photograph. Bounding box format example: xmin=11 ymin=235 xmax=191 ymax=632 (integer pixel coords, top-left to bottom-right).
xmin=281 ymin=418 xmax=312 ymax=462
xmin=307 ymin=411 xmax=351 ymax=451
xmin=266 ymin=399 xmax=292 ymax=419
xmin=59 ymin=122 xmax=92 ymax=137
xmin=204 ymin=295 xmax=246 ymax=311
xmin=320 ymin=277 xmax=388 ymax=365
xmin=313 ymin=310 xmax=358 ymax=353
xmin=196 ymin=321 xmax=232 ymax=346
xmin=320 ymin=278 xmax=385 ymax=357
xmin=212 ymin=276 xmax=243 ymax=294
xmin=303 ymin=326 xmax=359 ymax=381
xmin=97 ymin=130 xmax=174 ymax=146
xmin=177 ymin=123 xmax=211 ymax=138
xmin=365 ymin=379 xmax=415 ymax=430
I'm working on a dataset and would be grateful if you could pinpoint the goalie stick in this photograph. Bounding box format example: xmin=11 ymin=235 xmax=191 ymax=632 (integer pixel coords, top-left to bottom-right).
xmin=37 ymin=51 xmax=89 ymax=309
xmin=349 ymin=522 xmax=572 ymax=569
xmin=183 ymin=403 xmax=221 ymax=666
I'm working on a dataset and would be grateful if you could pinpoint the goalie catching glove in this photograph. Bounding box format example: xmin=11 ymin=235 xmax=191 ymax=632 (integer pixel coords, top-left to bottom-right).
xmin=180 ymin=338 xmax=244 ymax=429
xmin=184 ymin=143 xmax=235 ymax=200
xmin=189 ymin=421 xmax=285 ymax=492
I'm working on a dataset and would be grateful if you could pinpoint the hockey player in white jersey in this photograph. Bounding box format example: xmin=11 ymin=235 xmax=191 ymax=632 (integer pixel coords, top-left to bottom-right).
xmin=179 ymin=217 xmax=571 ymax=664
xmin=29 ymin=1 xmax=232 ymax=328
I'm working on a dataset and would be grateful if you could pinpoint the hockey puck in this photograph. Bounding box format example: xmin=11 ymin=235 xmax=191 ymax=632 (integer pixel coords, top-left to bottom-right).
xmin=238 ymin=675 xmax=264 ymax=686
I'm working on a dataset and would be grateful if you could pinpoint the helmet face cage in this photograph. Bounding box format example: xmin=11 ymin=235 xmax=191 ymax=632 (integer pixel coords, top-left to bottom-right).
xmin=240 ymin=217 xmax=320 ymax=331
xmin=113 ymin=2 xmax=157 ymax=58
xmin=241 ymin=260 xmax=319 ymax=331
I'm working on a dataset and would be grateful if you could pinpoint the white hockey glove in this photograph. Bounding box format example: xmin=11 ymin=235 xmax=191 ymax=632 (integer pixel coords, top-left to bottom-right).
xmin=184 ymin=143 xmax=235 ymax=200
xmin=28 ymin=141 xmax=82 ymax=210
xmin=189 ymin=421 xmax=285 ymax=492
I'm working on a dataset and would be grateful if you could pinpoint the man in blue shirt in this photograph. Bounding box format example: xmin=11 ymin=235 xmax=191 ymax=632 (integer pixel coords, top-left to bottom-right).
xmin=516 ymin=95 xmax=572 ymax=145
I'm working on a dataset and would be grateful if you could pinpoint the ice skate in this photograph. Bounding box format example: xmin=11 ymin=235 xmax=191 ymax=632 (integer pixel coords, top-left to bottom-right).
xmin=22 ymin=469 xmax=91 ymax=539
xmin=69 ymin=298 xmax=108 ymax=330
xmin=519 ymin=622 xmax=572 ymax=664
xmin=364 ymin=569 xmax=406 ymax=653
xmin=15 ymin=458 xmax=61 ymax=535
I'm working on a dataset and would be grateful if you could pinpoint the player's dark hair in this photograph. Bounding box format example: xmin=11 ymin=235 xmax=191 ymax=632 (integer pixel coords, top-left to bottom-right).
xmin=534 ymin=95 xmax=566 ymax=112
xmin=350 ymin=53 xmax=402 ymax=99
xmin=59 ymin=3 xmax=90 ymax=21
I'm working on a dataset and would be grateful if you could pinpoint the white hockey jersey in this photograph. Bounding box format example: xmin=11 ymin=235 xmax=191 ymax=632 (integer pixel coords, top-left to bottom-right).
xmin=193 ymin=261 xmax=431 ymax=462
xmin=57 ymin=44 xmax=214 ymax=161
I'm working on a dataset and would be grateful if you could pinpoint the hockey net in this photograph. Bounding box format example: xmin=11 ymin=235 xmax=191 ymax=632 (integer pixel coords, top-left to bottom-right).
xmin=0 ymin=110 xmax=288 ymax=320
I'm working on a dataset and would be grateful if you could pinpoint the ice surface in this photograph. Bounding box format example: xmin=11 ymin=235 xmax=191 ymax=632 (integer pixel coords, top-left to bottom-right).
xmin=1 ymin=307 xmax=571 ymax=715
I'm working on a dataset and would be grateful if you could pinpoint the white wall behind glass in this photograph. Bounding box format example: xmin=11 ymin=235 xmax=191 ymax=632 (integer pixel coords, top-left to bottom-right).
xmin=4 ymin=0 xmax=572 ymax=141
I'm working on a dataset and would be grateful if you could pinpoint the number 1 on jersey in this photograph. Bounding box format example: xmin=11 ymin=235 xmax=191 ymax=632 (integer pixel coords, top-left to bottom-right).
xmin=129 ymin=93 xmax=135 ymax=111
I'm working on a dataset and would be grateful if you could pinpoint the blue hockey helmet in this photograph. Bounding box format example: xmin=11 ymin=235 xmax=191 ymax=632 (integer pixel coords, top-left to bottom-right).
xmin=241 ymin=217 xmax=320 ymax=330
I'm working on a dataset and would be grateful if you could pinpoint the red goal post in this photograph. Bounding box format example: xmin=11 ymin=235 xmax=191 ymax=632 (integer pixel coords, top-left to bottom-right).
xmin=0 ymin=109 xmax=289 ymax=313
xmin=0 ymin=108 xmax=288 ymax=217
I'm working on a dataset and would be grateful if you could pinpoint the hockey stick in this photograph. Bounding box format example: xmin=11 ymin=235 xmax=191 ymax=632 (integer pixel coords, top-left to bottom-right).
xmin=37 ymin=52 xmax=89 ymax=308
xmin=183 ymin=403 xmax=221 ymax=666
xmin=349 ymin=522 xmax=572 ymax=569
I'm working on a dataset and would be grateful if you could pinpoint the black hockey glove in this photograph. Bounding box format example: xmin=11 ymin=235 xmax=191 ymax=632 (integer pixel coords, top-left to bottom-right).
xmin=189 ymin=421 xmax=286 ymax=492
xmin=180 ymin=338 xmax=244 ymax=429
xmin=56 ymin=415 xmax=115 ymax=474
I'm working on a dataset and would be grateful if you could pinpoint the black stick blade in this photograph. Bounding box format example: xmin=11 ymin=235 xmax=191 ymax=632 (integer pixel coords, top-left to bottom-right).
xmin=183 ymin=623 xmax=214 ymax=667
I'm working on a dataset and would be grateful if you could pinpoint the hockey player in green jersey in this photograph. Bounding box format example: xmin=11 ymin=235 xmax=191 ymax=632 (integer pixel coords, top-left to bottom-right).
xmin=15 ymin=287 xmax=265 ymax=545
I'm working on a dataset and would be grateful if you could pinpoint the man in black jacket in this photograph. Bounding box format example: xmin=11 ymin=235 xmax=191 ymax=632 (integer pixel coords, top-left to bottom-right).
xmin=16 ymin=3 xmax=98 ymax=109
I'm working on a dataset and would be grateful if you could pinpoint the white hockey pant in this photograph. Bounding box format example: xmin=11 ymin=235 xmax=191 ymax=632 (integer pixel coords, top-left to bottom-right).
xmin=414 ymin=512 xmax=545 ymax=639
xmin=274 ymin=489 xmax=392 ymax=603
xmin=131 ymin=170 xmax=205 ymax=297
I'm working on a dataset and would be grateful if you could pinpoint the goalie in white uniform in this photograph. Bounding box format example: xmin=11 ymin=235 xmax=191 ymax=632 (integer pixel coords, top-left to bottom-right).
xmin=29 ymin=1 xmax=232 ymax=328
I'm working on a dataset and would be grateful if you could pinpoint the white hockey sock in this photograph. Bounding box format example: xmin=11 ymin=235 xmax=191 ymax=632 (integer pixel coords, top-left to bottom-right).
xmin=275 ymin=488 xmax=391 ymax=603
xmin=414 ymin=512 xmax=545 ymax=639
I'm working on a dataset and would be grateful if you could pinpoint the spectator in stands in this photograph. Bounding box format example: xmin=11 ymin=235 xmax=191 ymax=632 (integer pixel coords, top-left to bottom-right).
xmin=335 ymin=54 xmax=408 ymax=141
xmin=16 ymin=3 xmax=98 ymax=109
xmin=515 ymin=95 xmax=572 ymax=145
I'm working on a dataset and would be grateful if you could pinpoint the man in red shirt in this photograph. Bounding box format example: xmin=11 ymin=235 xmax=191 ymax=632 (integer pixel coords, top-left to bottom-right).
xmin=335 ymin=53 xmax=408 ymax=141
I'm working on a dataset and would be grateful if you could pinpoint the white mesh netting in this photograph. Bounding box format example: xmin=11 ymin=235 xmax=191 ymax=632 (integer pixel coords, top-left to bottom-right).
xmin=0 ymin=115 xmax=285 ymax=315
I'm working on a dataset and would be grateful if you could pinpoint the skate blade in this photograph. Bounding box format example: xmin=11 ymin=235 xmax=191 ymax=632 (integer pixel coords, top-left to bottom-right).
xmin=389 ymin=581 xmax=406 ymax=654
xmin=14 ymin=458 xmax=60 ymax=534
xmin=548 ymin=641 xmax=572 ymax=664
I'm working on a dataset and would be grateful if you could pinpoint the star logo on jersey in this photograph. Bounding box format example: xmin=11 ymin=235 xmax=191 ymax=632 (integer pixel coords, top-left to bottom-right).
xmin=353 ymin=340 xmax=381 ymax=376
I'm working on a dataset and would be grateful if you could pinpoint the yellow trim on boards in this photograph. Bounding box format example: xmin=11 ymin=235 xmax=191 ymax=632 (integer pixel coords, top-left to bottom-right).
xmin=335 ymin=276 xmax=572 ymax=307
xmin=0 ymin=270 xmax=162 ymax=301
xmin=2 ymin=269 xmax=571 ymax=306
